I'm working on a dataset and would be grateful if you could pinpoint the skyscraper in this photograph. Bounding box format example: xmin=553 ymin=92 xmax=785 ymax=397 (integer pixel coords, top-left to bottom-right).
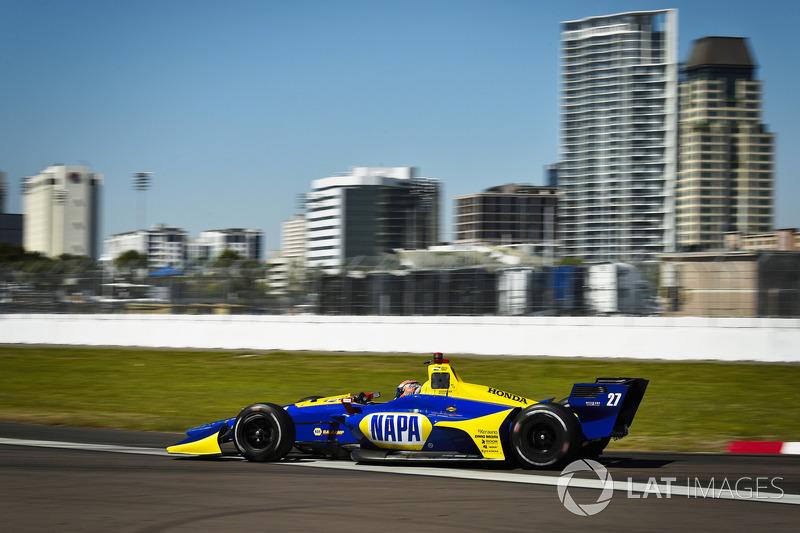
xmin=22 ymin=165 xmax=103 ymax=258
xmin=305 ymin=167 xmax=440 ymax=270
xmin=560 ymin=9 xmax=678 ymax=262
xmin=676 ymin=37 xmax=774 ymax=250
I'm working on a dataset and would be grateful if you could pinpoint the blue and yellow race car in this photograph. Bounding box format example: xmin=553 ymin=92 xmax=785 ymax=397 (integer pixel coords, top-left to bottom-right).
xmin=167 ymin=353 xmax=648 ymax=468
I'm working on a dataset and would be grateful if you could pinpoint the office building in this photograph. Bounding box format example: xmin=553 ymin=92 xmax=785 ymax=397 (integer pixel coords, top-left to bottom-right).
xmin=0 ymin=171 xmax=22 ymax=245
xmin=0 ymin=213 xmax=23 ymax=246
xmin=676 ymin=37 xmax=774 ymax=250
xmin=305 ymin=167 xmax=440 ymax=270
xmin=725 ymin=228 xmax=798 ymax=252
xmin=22 ymin=164 xmax=103 ymax=258
xmin=560 ymin=9 xmax=678 ymax=261
xmin=454 ymin=184 xmax=558 ymax=246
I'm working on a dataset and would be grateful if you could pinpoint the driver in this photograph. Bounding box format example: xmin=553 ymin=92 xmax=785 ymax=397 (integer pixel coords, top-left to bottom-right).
xmin=395 ymin=379 xmax=422 ymax=399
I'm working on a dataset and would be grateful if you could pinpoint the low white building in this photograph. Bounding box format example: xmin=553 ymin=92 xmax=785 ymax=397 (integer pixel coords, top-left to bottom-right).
xmin=103 ymin=225 xmax=188 ymax=269
xmin=105 ymin=226 xmax=263 ymax=270
xmin=197 ymin=228 xmax=262 ymax=260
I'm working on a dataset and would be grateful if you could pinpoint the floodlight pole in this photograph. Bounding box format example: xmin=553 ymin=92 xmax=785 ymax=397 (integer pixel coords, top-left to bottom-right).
xmin=133 ymin=172 xmax=152 ymax=230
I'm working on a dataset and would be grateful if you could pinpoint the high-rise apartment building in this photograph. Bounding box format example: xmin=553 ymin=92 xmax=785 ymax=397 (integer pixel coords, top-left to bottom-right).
xmin=676 ymin=37 xmax=774 ymax=250
xmin=305 ymin=167 xmax=440 ymax=270
xmin=560 ymin=9 xmax=678 ymax=262
xmin=22 ymin=164 xmax=103 ymax=258
xmin=454 ymin=184 xmax=558 ymax=245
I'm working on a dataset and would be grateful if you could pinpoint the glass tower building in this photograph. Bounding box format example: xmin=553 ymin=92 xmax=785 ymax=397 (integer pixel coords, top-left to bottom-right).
xmin=305 ymin=167 xmax=440 ymax=271
xmin=559 ymin=9 xmax=678 ymax=262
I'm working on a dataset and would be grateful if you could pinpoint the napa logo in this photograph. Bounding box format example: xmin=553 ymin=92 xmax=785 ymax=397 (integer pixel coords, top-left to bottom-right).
xmin=359 ymin=413 xmax=433 ymax=450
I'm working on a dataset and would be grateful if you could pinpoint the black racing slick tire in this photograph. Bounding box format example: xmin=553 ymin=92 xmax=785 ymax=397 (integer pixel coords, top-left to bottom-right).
xmin=233 ymin=403 xmax=296 ymax=462
xmin=509 ymin=403 xmax=581 ymax=469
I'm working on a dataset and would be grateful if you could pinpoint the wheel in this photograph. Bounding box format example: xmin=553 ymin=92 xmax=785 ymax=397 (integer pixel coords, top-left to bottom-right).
xmin=509 ymin=403 xmax=581 ymax=469
xmin=233 ymin=403 xmax=296 ymax=462
xmin=581 ymin=436 xmax=611 ymax=459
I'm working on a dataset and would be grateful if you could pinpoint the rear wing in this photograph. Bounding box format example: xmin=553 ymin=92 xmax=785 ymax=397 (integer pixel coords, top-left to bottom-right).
xmin=565 ymin=377 xmax=649 ymax=440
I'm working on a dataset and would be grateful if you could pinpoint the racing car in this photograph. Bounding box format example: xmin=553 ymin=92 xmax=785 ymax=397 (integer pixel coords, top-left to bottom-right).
xmin=167 ymin=353 xmax=648 ymax=468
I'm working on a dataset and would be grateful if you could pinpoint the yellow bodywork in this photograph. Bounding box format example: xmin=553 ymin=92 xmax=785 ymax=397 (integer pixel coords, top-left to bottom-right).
xmin=434 ymin=409 xmax=513 ymax=459
xmin=294 ymin=393 xmax=354 ymax=408
xmin=166 ymin=431 xmax=223 ymax=455
xmin=418 ymin=360 xmax=537 ymax=459
xmin=419 ymin=361 xmax=535 ymax=408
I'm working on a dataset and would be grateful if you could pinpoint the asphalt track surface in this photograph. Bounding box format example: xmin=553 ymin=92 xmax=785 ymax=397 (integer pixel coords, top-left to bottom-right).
xmin=1 ymin=422 xmax=798 ymax=532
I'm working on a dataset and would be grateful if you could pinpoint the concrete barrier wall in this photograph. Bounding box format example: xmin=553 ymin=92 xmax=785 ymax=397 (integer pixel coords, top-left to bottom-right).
xmin=1 ymin=314 xmax=798 ymax=362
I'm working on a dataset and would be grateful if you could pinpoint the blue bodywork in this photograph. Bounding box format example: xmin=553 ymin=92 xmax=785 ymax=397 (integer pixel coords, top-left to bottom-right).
xmin=290 ymin=394 xmax=514 ymax=454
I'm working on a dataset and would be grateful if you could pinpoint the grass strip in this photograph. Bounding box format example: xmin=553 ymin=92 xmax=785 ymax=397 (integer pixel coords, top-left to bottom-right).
xmin=1 ymin=346 xmax=798 ymax=452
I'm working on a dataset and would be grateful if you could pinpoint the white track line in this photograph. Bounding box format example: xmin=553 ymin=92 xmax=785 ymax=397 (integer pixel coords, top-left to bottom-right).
xmin=1 ymin=437 xmax=798 ymax=505
xmin=280 ymin=459 xmax=800 ymax=505
xmin=0 ymin=437 xmax=169 ymax=456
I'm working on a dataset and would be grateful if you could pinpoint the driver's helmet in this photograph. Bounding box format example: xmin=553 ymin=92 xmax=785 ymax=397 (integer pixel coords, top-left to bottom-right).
xmin=395 ymin=379 xmax=422 ymax=399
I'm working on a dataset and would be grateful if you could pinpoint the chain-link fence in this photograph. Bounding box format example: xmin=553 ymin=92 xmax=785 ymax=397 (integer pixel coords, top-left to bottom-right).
xmin=2 ymin=252 xmax=799 ymax=318
xmin=0 ymin=259 xmax=282 ymax=315
xmin=315 ymin=262 xmax=662 ymax=317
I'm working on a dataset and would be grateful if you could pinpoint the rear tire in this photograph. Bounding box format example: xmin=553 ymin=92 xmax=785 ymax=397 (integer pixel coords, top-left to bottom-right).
xmin=233 ymin=403 xmax=295 ymax=462
xmin=509 ymin=403 xmax=581 ymax=469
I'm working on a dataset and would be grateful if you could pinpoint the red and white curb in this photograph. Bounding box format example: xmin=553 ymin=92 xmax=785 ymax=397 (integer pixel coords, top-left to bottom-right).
xmin=727 ymin=441 xmax=800 ymax=455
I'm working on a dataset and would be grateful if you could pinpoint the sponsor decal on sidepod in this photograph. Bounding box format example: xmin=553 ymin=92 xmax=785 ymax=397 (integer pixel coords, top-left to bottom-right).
xmin=359 ymin=413 xmax=433 ymax=450
xmin=487 ymin=387 xmax=529 ymax=404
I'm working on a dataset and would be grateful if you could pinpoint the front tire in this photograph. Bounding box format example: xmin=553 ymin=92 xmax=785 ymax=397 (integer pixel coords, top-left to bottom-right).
xmin=233 ymin=403 xmax=295 ymax=462
xmin=509 ymin=403 xmax=581 ymax=469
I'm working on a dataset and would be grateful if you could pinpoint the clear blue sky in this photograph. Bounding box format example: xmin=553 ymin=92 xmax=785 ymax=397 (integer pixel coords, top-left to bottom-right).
xmin=2 ymin=0 xmax=798 ymax=251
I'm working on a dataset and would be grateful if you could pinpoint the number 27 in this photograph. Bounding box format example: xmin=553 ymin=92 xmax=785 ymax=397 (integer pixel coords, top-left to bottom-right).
xmin=606 ymin=392 xmax=621 ymax=406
